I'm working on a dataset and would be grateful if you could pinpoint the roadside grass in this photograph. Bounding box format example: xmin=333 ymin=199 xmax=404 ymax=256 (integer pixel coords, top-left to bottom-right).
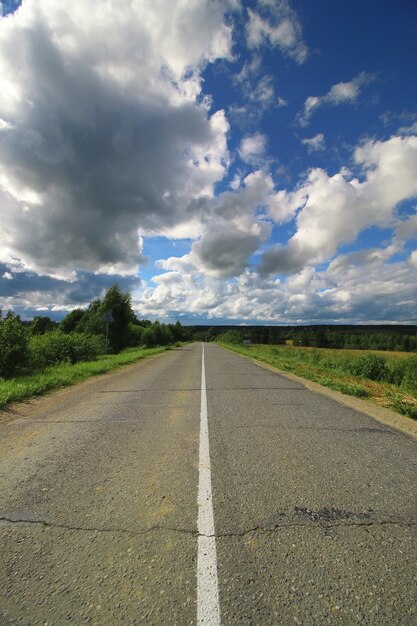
xmin=0 ymin=346 xmax=172 ymax=409
xmin=288 ymin=346 xmax=413 ymax=361
xmin=217 ymin=343 xmax=417 ymax=420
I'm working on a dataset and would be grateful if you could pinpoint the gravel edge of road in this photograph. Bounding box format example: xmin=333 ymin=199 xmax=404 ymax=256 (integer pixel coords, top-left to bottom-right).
xmin=218 ymin=345 xmax=417 ymax=441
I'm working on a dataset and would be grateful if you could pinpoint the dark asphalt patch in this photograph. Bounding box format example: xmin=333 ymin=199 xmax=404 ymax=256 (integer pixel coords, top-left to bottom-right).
xmin=293 ymin=506 xmax=373 ymax=523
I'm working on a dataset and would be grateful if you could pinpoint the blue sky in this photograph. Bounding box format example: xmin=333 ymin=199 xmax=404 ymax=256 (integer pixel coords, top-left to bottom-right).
xmin=0 ymin=0 xmax=416 ymax=324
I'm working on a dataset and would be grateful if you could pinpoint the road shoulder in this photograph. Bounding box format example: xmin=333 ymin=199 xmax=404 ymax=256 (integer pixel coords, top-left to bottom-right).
xmin=219 ymin=345 xmax=417 ymax=440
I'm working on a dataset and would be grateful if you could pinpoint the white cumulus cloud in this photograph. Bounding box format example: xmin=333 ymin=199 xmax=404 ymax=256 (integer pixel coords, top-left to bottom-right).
xmin=259 ymin=135 xmax=417 ymax=275
xmin=137 ymin=245 xmax=417 ymax=324
xmin=246 ymin=0 xmax=308 ymax=64
xmin=297 ymin=72 xmax=376 ymax=126
xmin=301 ymin=133 xmax=326 ymax=152
xmin=239 ymin=133 xmax=267 ymax=164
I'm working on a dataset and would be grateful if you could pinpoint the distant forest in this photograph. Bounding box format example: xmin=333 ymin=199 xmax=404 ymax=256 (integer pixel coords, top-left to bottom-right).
xmin=191 ymin=325 xmax=417 ymax=352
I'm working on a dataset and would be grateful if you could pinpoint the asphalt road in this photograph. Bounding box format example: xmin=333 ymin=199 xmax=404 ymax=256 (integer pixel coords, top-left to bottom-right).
xmin=0 ymin=342 xmax=416 ymax=625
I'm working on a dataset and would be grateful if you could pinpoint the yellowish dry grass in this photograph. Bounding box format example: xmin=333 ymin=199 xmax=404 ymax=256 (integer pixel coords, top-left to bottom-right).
xmin=219 ymin=342 xmax=417 ymax=419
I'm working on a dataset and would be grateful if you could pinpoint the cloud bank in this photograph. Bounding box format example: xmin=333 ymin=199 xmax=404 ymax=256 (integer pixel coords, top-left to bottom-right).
xmin=0 ymin=0 xmax=235 ymax=278
xmin=0 ymin=1 xmax=416 ymax=324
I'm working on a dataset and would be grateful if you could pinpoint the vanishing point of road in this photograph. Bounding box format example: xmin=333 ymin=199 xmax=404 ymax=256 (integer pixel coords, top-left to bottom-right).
xmin=0 ymin=343 xmax=416 ymax=625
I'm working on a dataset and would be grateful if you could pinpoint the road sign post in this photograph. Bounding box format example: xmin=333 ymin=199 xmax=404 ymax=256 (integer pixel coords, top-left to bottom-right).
xmin=103 ymin=310 xmax=114 ymax=353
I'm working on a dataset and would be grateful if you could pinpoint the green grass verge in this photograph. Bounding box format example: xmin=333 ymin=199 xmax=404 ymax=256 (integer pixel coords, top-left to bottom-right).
xmin=217 ymin=343 xmax=417 ymax=420
xmin=0 ymin=346 xmax=171 ymax=409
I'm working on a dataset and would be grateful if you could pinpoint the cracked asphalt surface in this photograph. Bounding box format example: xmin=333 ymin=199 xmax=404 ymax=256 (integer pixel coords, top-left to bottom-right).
xmin=0 ymin=342 xmax=416 ymax=625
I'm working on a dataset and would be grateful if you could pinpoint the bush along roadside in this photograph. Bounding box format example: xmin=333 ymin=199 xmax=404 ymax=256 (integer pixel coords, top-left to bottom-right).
xmin=0 ymin=346 xmax=173 ymax=410
xmin=0 ymin=283 xmax=191 ymax=409
xmin=0 ymin=285 xmax=190 ymax=381
xmin=28 ymin=332 xmax=105 ymax=370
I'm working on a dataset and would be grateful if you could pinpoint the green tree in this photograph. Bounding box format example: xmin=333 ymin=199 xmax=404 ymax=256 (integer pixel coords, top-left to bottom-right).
xmin=169 ymin=320 xmax=185 ymax=342
xmin=0 ymin=311 xmax=29 ymax=377
xmin=141 ymin=326 xmax=157 ymax=348
xmin=76 ymin=299 xmax=104 ymax=336
xmin=294 ymin=331 xmax=311 ymax=347
xmin=136 ymin=319 xmax=152 ymax=328
xmin=312 ymin=329 xmax=328 ymax=348
xmin=127 ymin=322 xmax=144 ymax=346
xmin=101 ymin=285 xmax=136 ymax=353
xmin=60 ymin=308 xmax=85 ymax=333
xmin=402 ymin=335 xmax=410 ymax=352
xmin=150 ymin=321 xmax=174 ymax=346
xmin=31 ymin=315 xmax=58 ymax=335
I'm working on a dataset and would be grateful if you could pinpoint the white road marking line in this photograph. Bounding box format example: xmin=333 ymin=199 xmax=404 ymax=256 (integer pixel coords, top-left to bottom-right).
xmin=197 ymin=343 xmax=221 ymax=626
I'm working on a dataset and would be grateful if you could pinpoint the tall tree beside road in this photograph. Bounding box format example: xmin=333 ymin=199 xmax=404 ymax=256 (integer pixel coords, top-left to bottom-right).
xmin=101 ymin=285 xmax=136 ymax=353
xmin=75 ymin=286 xmax=136 ymax=352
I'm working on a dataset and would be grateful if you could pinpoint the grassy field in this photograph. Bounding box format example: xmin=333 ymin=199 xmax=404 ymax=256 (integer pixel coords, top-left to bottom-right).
xmin=0 ymin=345 xmax=171 ymax=409
xmin=218 ymin=343 xmax=417 ymax=420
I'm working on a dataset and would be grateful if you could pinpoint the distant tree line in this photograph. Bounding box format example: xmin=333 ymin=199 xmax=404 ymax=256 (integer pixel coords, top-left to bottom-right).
xmin=292 ymin=329 xmax=417 ymax=351
xmin=2 ymin=303 xmax=416 ymax=381
xmin=0 ymin=285 xmax=187 ymax=379
xmin=191 ymin=325 xmax=417 ymax=352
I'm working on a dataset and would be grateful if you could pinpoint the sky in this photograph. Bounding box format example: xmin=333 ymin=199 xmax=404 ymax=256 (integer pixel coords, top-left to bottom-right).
xmin=0 ymin=0 xmax=416 ymax=325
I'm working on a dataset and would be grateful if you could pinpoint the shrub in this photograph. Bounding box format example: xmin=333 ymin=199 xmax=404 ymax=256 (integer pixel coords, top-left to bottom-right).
xmin=152 ymin=322 xmax=174 ymax=346
xmin=348 ymin=353 xmax=389 ymax=381
xmin=0 ymin=312 xmax=29 ymax=377
xmin=127 ymin=323 xmax=144 ymax=347
xmin=387 ymin=359 xmax=408 ymax=386
xmin=28 ymin=332 xmax=104 ymax=370
xmin=141 ymin=326 xmax=157 ymax=348
xmin=141 ymin=323 xmax=174 ymax=348
xmin=400 ymin=355 xmax=417 ymax=392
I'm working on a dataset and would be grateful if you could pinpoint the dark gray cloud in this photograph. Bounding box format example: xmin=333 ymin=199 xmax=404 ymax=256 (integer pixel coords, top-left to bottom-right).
xmin=0 ymin=262 xmax=140 ymax=314
xmin=0 ymin=0 xmax=231 ymax=277
xmin=0 ymin=97 xmax=211 ymax=272
xmin=192 ymin=227 xmax=263 ymax=277
xmin=258 ymin=242 xmax=308 ymax=275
